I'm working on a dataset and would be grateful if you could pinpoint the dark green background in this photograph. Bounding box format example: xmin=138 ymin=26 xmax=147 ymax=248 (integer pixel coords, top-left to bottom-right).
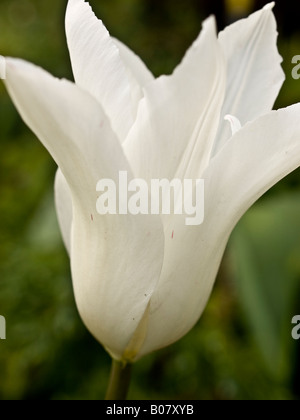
xmin=0 ymin=0 xmax=300 ymax=400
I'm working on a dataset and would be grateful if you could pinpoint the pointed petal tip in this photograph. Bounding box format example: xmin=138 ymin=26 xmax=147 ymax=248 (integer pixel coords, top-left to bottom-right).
xmin=224 ymin=114 xmax=242 ymax=136
xmin=66 ymin=0 xmax=99 ymax=32
xmin=191 ymin=15 xmax=217 ymax=50
xmin=67 ymin=0 xmax=91 ymax=9
xmin=66 ymin=0 xmax=137 ymax=141
xmin=202 ymin=15 xmax=217 ymax=33
xmin=263 ymin=2 xmax=275 ymax=11
xmin=66 ymin=0 xmax=109 ymax=42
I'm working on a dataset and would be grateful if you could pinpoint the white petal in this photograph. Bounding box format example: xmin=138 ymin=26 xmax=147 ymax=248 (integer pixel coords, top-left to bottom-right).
xmin=112 ymin=38 xmax=154 ymax=87
xmin=138 ymin=103 xmax=300 ymax=358
xmin=54 ymin=168 xmax=73 ymax=255
xmin=138 ymin=211 xmax=228 ymax=359
xmin=4 ymin=58 xmax=165 ymax=361
xmin=123 ymin=17 xmax=226 ymax=181
xmin=213 ymin=3 xmax=285 ymax=155
xmin=65 ymin=0 xmax=135 ymax=141
xmin=207 ymin=104 xmax=300 ymax=235
xmin=112 ymin=37 xmax=154 ymax=114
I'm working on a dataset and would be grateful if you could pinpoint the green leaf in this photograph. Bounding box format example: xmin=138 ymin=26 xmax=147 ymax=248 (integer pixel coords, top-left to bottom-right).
xmin=229 ymin=192 xmax=300 ymax=382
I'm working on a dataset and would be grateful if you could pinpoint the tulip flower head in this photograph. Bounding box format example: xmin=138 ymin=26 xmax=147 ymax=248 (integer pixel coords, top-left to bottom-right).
xmin=2 ymin=0 xmax=300 ymax=364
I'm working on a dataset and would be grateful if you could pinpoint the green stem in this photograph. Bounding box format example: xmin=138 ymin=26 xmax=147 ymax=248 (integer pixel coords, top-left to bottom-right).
xmin=105 ymin=359 xmax=132 ymax=400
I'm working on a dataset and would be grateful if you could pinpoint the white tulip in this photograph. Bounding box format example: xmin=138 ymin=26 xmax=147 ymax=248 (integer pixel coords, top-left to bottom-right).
xmin=3 ymin=0 xmax=300 ymax=363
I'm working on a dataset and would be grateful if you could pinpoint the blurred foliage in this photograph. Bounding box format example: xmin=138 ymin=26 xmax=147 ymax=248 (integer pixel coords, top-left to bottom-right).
xmin=0 ymin=0 xmax=300 ymax=400
xmin=229 ymin=194 xmax=300 ymax=385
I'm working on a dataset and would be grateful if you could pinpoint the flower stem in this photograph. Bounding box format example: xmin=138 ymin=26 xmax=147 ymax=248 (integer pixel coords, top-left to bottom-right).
xmin=105 ymin=359 xmax=132 ymax=400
